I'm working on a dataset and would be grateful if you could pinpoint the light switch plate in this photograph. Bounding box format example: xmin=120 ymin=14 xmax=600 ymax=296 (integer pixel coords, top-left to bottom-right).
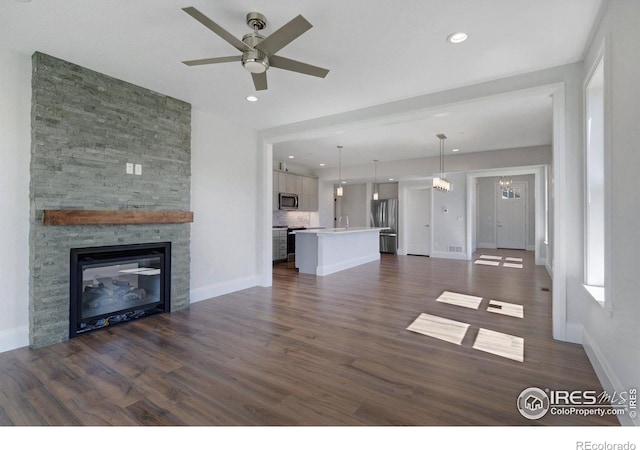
xmin=126 ymin=163 xmax=133 ymax=174
xmin=134 ymin=164 xmax=142 ymax=175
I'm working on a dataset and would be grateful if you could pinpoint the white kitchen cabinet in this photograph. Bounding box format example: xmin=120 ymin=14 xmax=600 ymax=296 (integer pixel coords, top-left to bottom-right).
xmin=278 ymin=172 xmax=302 ymax=195
xmin=300 ymin=175 xmax=319 ymax=211
xmin=272 ymin=229 xmax=287 ymax=261
xmin=273 ymin=170 xmax=319 ymax=211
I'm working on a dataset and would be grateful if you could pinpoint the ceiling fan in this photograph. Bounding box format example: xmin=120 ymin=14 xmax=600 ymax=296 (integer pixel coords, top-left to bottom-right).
xmin=181 ymin=6 xmax=330 ymax=91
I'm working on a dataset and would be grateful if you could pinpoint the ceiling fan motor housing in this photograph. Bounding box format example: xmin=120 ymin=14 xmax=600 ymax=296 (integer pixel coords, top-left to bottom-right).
xmin=242 ymin=32 xmax=269 ymax=73
xmin=246 ymin=12 xmax=267 ymax=30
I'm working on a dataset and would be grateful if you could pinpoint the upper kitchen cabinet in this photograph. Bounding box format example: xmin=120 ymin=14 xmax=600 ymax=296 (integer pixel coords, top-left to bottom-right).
xmin=278 ymin=171 xmax=302 ymax=195
xmin=273 ymin=170 xmax=318 ymax=211
xmin=300 ymin=175 xmax=319 ymax=211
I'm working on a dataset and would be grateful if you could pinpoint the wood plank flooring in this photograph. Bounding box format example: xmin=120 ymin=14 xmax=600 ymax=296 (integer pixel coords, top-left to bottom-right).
xmin=0 ymin=250 xmax=620 ymax=425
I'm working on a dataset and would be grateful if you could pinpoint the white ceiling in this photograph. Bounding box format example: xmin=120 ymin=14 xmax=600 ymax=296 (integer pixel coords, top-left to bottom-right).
xmin=272 ymin=93 xmax=554 ymax=170
xmin=1 ymin=0 xmax=602 ymax=172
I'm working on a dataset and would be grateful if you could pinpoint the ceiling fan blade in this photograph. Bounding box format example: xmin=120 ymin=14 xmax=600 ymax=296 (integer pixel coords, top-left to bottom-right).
xmin=270 ymin=55 xmax=329 ymax=78
xmin=252 ymin=72 xmax=268 ymax=91
xmin=182 ymin=7 xmax=251 ymax=52
xmin=182 ymin=55 xmax=242 ymax=66
xmin=255 ymin=15 xmax=312 ymax=55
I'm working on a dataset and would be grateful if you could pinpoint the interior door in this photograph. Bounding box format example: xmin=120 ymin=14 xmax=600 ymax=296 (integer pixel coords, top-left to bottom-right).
xmin=496 ymin=182 xmax=526 ymax=249
xmin=406 ymin=188 xmax=431 ymax=256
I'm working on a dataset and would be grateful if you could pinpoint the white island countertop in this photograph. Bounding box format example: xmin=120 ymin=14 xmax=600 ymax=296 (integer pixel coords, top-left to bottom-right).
xmin=295 ymin=227 xmax=387 ymax=276
xmin=295 ymin=226 xmax=389 ymax=235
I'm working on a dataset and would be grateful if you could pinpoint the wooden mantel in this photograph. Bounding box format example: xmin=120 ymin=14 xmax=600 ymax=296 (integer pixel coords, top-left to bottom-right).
xmin=42 ymin=209 xmax=194 ymax=226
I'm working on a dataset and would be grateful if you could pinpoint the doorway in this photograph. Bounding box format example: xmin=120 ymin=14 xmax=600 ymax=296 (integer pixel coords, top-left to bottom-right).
xmin=496 ymin=182 xmax=527 ymax=250
xmin=406 ymin=188 xmax=431 ymax=256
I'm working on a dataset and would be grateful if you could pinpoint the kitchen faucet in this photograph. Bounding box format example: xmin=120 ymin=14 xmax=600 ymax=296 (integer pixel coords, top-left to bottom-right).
xmin=339 ymin=214 xmax=349 ymax=228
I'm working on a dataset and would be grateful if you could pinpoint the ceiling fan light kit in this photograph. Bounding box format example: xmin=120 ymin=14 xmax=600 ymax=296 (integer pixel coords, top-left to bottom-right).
xmin=182 ymin=7 xmax=329 ymax=91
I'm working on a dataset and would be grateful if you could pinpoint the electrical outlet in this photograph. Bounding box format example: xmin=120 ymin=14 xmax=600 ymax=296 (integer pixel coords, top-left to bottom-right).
xmin=134 ymin=164 xmax=142 ymax=175
xmin=126 ymin=163 xmax=133 ymax=174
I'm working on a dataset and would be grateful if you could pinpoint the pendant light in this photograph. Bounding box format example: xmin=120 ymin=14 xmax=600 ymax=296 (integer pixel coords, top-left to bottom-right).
xmin=433 ymin=133 xmax=451 ymax=192
xmin=336 ymin=145 xmax=344 ymax=197
xmin=372 ymin=159 xmax=379 ymax=200
xmin=499 ymin=176 xmax=512 ymax=187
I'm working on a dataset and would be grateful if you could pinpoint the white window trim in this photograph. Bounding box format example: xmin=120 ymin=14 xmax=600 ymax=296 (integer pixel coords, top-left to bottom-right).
xmin=583 ymin=36 xmax=612 ymax=312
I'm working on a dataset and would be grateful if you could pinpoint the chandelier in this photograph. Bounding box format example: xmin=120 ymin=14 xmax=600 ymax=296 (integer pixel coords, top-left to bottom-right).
xmin=499 ymin=176 xmax=513 ymax=187
xmin=433 ymin=133 xmax=450 ymax=192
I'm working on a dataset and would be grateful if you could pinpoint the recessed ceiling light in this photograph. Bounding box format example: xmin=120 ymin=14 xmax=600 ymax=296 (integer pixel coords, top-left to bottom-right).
xmin=451 ymin=148 xmax=460 ymax=152
xmin=341 ymin=181 xmax=347 ymax=184
xmin=319 ymin=163 xmax=325 ymax=166
xmin=388 ymin=178 xmax=394 ymax=181
xmin=447 ymin=32 xmax=468 ymax=44
xmin=246 ymin=95 xmax=258 ymax=102
xmin=288 ymin=155 xmax=294 ymax=159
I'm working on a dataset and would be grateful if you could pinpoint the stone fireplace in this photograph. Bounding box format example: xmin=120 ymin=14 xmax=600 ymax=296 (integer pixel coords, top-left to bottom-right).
xmin=29 ymin=52 xmax=192 ymax=348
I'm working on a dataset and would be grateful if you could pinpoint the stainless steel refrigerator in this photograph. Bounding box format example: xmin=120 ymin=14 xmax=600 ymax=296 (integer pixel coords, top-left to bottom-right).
xmin=370 ymin=199 xmax=398 ymax=253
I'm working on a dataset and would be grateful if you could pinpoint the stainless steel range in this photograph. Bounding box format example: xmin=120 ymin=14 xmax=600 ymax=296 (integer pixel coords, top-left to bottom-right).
xmin=287 ymin=227 xmax=306 ymax=265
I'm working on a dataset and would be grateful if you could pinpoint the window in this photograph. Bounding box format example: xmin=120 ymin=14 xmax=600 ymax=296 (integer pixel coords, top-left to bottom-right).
xmin=501 ymin=187 xmax=521 ymax=200
xmin=584 ymin=50 xmax=606 ymax=305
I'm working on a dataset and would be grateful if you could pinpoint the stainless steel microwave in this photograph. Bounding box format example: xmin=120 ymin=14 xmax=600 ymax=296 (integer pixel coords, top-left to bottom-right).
xmin=279 ymin=193 xmax=299 ymax=210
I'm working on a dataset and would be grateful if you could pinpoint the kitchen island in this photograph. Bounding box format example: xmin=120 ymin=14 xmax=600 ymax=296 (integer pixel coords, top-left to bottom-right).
xmin=295 ymin=227 xmax=388 ymax=276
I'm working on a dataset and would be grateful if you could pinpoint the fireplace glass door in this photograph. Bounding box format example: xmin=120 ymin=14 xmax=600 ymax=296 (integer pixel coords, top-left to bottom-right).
xmin=70 ymin=243 xmax=170 ymax=337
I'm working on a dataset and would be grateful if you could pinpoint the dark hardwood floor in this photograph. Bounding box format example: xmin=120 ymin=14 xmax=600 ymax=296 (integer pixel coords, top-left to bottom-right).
xmin=0 ymin=250 xmax=619 ymax=425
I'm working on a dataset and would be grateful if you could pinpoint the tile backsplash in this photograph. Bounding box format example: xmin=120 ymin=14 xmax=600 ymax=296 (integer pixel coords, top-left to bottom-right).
xmin=273 ymin=210 xmax=314 ymax=228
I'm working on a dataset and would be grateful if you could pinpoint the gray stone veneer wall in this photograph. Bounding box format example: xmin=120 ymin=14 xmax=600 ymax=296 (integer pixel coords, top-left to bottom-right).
xmin=30 ymin=52 xmax=191 ymax=348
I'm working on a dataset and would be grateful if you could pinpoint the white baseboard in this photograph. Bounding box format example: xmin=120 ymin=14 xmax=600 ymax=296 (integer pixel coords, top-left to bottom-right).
xmin=430 ymin=251 xmax=469 ymax=261
xmin=582 ymin=328 xmax=638 ymax=426
xmin=0 ymin=326 xmax=29 ymax=355
xmin=190 ymin=275 xmax=259 ymax=303
xmin=545 ymin=259 xmax=553 ymax=278
xmin=476 ymin=243 xmax=497 ymax=249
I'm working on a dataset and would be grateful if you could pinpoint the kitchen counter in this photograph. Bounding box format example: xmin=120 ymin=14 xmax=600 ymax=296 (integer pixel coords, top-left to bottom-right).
xmin=295 ymin=226 xmax=388 ymax=235
xmin=295 ymin=227 xmax=388 ymax=276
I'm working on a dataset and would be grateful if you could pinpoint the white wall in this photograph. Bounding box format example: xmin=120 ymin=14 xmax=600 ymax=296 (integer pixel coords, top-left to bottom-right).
xmin=0 ymin=47 xmax=31 ymax=353
xmin=318 ymin=180 xmax=335 ymax=228
xmin=337 ymin=183 xmax=368 ymax=227
xmin=476 ymin=178 xmax=497 ymax=247
xmin=579 ymin=0 xmax=640 ymax=426
xmin=189 ymin=109 xmax=259 ymax=302
xmin=430 ymin=172 xmax=467 ymax=259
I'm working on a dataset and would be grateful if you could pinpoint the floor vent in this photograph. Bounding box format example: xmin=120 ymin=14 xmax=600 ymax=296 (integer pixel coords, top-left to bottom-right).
xmin=541 ymin=287 xmax=550 ymax=292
